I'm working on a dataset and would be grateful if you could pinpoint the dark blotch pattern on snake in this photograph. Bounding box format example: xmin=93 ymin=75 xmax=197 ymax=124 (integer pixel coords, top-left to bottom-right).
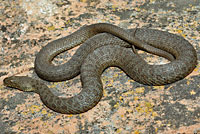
xmin=3 ymin=23 xmax=197 ymax=114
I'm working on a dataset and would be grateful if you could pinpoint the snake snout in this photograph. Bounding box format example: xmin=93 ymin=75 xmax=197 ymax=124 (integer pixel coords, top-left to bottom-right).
xmin=3 ymin=77 xmax=9 ymax=86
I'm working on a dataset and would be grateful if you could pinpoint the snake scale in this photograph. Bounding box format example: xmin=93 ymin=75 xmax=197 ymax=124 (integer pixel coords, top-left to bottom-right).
xmin=3 ymin=23 xmax=197 ymax=114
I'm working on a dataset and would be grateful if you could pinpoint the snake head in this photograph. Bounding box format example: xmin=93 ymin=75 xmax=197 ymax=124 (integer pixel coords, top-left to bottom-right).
xmin=3 ymin=76 xmax=20 ymax=88
xmin=3 ymin=76 xmax=36 ymax=92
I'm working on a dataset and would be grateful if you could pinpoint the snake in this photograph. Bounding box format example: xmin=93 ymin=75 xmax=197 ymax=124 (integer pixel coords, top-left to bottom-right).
xmin=3 ymin=23 xmax=197 ymax=114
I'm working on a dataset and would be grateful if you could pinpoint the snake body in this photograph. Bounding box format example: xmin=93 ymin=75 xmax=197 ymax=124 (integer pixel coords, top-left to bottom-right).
xmin=3 ymin=23 xmax=197 ymax=114
xmin=34 ymin=23 xmax=176 ymax=82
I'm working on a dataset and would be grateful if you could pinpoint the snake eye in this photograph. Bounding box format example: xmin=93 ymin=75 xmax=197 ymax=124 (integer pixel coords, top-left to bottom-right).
xmin=9 ymin=78 xmax=16 ymax=83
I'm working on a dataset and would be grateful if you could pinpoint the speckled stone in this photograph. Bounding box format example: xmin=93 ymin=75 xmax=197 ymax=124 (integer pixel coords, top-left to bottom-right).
xmin=0 ymin=0 xmax=199 ymax=133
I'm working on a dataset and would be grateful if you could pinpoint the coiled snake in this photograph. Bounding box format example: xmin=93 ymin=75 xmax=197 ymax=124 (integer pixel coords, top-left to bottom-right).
xmin=3 ymin=23 xmax=197 ymax=114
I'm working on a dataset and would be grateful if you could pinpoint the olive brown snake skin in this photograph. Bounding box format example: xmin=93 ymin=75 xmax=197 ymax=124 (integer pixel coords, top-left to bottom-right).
xmin=3 ymin=23 xmax=197 ymax=114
